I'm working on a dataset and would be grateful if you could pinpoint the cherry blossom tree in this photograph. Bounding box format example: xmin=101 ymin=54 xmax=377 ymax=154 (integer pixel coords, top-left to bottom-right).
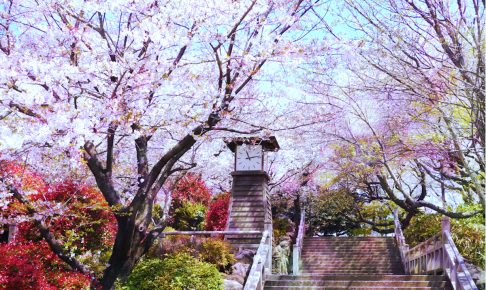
xmin=340 ymin=0 xmax=485 ymax=205
xmin=0 ymin=0 xmax=330 ymax=288
xmin=300 ymin=0 xmax=484 ymax=227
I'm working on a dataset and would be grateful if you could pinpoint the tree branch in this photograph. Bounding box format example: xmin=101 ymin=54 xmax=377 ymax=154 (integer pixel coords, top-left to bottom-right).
xmin=106 ymin=122 xmax=117 ymax=175
xmin=8 ymin=185 xmax=95 ymax=279
xmin=83 ymin=141 xmax=120 ymax=206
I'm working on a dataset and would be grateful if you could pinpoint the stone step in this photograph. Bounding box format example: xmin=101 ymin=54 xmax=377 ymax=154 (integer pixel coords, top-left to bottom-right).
xmin=300 ymin=271 xmax=404 ymax=275
xmin=302 ymin=242 xmax=397 ymax=246
xmin=301 ymin=261 xmax=403 ymax=265
xmin=302 ymin=247 xmax=397 ymax=251
xmin=302 ymin=257 xmax=402 ymax=260
xmin=304 ymin=239 xmax=396 ymax=241
xmin=301 ymin=268 xmax=404 ymax=272
xmin=302 ymin=260 xmax=403 ymax=263
xmin=228 ymin=218 xmax=264 ymax=223
xmin=301 ymin=254 xmax=402 ymax=259
xmin=303 ymin=242 xmax=396 ymax=246
xmin=301 ymin=256 xmax=402 ymax=260
xmin=229 ymin=218 xmax=264 ymax=223
xmin=229 ymin=211 xmax=265 ymax=217
xmin=303 ymin=240 xmax=396 ymax=244
xmin=304 ymin=237 xmax=395 ymax=244
xmin=300 ymin=268 xmax=404 ymax=273
xmin=264 ymin=286 xmax=450 ymax=290
xmin=230 ymin=206 xmax=265 ymax=211
xmin=266 ymin=275 xmax=448 ymax=281
xmin=301 ymin=265 xmax=404 ymax=270
xmin=228 ymin=223 xmax=265 ymax=228
xmin=302 ymin=249 xmax=400 ymax=253
xmin=228 ymin=226 xmax=264 ymax=231
xmin=301 ymin=263 xmax=403 ymax=268
xmin=264 ymin=280 xmax=450 ymax=287
xmin=302 ymin=250 xmax=400 ymax=254
xmin=302 ymin=246 xmax=399 ymax=255
xmin=230 ymin=208 xmax=267 ymax=213
xmin=301 ymin=258 xmax=402 ymax=262
xmin=301 ymin=266 xmax=404 ymax=270
xmin=229 ymin=217 xmax=265 ymax=223
xmin=264 ymin=238 xmax=452 ymax=290
xmin=304 ymin=237 xmax=396 ymax=240
xmin=302 ymin=244 xmax=397 ymax=248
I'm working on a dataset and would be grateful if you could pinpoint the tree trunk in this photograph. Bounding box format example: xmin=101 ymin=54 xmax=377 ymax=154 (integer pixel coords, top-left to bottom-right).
xmin=100 ymin=209 xmax=153 ymax=289
xmin=293 ymin=194 xmax=301 ymax=244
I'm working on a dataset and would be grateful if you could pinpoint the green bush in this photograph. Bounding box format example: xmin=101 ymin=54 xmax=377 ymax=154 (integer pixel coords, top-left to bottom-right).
xmin=172 ymin=201 xmax=207 ymax=231
xmin=150 ymin=234 xmax=235 ymax=272
xmin=404 ymin=213 xmax=485 ymax=268
xmin=123 ymin=253 xmax=223 ymax=290
xmin=198 ymin=238 xmax=235 ymax=271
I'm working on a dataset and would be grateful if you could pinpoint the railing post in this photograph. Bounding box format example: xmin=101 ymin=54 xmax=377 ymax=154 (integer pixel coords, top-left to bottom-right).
xmin=264 ymin=222 xmax=272 ymax=274
xmin=441 ymin=216 xmax=450 ymax=276
xmin=292 ymin=205 xmax=305 ymax=275
xmin=292 ymin=244 xmax=300 ymax=275
xmin=441 ymin=217 xmax=451 ymax=233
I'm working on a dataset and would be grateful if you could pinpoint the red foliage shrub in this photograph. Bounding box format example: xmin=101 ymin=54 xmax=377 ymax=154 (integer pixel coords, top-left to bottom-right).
xmin=1 ymin=161 xmax=116 ymax=287
xmin=43 ymin=182 xmax=117 ymax=251
xmin=15 ymin=181 xmax=117 ymax=255
xmin=0 ymin=160 xmax=46 ymax=194
xmin=0 ymin=160 xmax=47 ymax=219
xmin=205 ymin=193 xmax=230 ymax=231
xmin=171 ymin=173 xmax=212 ymax=208
xmin=0 ymin=241 xmax=90 ymax=290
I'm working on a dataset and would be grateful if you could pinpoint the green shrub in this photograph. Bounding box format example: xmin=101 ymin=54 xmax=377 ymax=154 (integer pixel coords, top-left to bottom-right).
xmin=123 ymin=253 xmax=223 ymax=290
xmin=151 ymin=234 xmax=235 ymax=272
xmin=172 ymin=201 xmax=207 ymax=231
xmin=198 ymin=238 xmax=235 ymax=271
xmin=404 ymin=213 xmax=485 ymax=268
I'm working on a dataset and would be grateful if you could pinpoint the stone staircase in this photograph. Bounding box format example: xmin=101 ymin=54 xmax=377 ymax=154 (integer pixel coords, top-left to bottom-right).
xmin=265 ymin=237 xmax=452 ymax=289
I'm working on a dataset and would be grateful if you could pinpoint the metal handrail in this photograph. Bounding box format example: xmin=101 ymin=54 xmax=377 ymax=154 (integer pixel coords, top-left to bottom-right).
xmin=292 ymin=207 xmax=305 ymax=274
xmin=392 ymin=210 xmax=477 ymax=290
xmin=244 ymin=230 xmax=270 ymax=290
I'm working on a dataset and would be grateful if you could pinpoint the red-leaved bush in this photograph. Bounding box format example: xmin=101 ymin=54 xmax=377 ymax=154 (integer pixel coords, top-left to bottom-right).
xmin=0 ymin=241 xmax=90 ymax=289
xmin=1 ymin=161 xmax=116 ymax=288
xmin=0 ymin=160 xmax=47 ymax=221
xmin=205 ymin=192 xmax=230 ymax=231
xmin=35 ymin=181 xmax=117 ymax=252
xmin=171 ymin=173 xmax=212 ymax=208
